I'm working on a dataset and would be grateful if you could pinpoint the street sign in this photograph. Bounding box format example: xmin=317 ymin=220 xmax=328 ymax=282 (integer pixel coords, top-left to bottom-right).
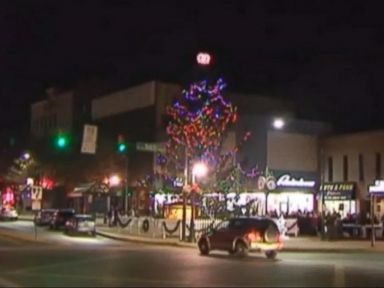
xmin=136 ymin=142 xmax=165 ymax=153
xmin=31 ymin=186 xmax=43 ymax=200
xmin=81 ymin=124 xmax=98 ymax=154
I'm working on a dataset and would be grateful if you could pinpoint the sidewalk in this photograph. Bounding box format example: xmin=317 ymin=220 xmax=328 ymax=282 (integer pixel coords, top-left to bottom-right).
xmin=18 ymin=214 xmax=35 ymax=221
xmin=97 ymin=225 xmax=384 ymax=253
xmin=16 ymin=214 xmax=384 ymax=252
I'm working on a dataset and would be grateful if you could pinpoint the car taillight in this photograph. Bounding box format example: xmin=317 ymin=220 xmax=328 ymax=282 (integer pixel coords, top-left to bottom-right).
xmin=247 ymin=231 xmax=261 ymax=242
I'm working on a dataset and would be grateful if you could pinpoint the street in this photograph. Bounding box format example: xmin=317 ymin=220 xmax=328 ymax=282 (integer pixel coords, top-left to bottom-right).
xmin=0 ymin=222 xmax=384 ymax=287
xmin=0 ymin=220 xmax=122 ymax=246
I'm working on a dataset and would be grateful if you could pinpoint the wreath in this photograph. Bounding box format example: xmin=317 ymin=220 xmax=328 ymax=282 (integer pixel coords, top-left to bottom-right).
xmin=117 ymin=214 xmax=132 ymax=228
xmin=142 ymin=219 xmax=150 ymax=232
xmin=162 ymin=220 xmax=181 ymax=235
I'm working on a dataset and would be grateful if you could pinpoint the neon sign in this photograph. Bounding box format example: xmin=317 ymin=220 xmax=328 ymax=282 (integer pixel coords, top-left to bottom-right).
xmin=196 ymin=52 xmax=211 ymax=65
xmin=276 ymin=174 xmax=316 ymax=188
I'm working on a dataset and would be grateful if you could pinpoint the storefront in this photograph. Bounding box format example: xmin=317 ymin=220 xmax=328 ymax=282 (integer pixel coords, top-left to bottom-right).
xmin=1 ymin=187 xmax=16 ymax=208
xmin=68 ymin=182 xmax=111 ymax=214
xmin=154 ymin=190 xmax=266 ymax=218
xmin=368 ymin=180 xmax=384 ymax=218
xmin=320 ymin=182 xmax=356 ymax=217
xmin=264 ymin=172 xmax=317 ymax=216
xmin=225 ymin=192 xmax=265 ymax=215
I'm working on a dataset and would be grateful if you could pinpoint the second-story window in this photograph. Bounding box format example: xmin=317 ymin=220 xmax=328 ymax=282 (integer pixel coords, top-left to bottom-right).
xmin=358 ymin=154 xmax=364 ymax=181
xmin=328 ymin=156 xmax=333 ymax=182
xmin=343 ymin=155 xmax=348 ymax=181
xmin=376 ymin=153 xmax=382 ymax=179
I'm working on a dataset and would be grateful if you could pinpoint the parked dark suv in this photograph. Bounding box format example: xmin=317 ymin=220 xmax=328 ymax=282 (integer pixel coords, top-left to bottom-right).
xmin=197 ymin=217 xmax=283 ymax=259
xmin=49 ymin=208 xmax=76 ymax=230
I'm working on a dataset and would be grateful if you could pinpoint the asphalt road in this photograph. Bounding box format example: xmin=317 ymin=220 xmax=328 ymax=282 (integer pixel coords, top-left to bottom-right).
xmin=0 ymin=220 xmax=123 ymax=246
xmin=1 ymin=221 xmax=384 ymax=287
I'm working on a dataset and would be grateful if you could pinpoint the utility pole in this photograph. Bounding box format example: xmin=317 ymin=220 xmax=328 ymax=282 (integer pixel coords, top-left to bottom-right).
xmin=319 ymin=147 xmax=326 ymax=240
xmin=181 ymin=148 xmax=188 ymax=241
xmin=189 ymin=173 xmax=196 ymax=243
xmin=124 ymin=154 xmax=129 ymax=215
xmin=371 ymin=193 xmax=375 ymax=247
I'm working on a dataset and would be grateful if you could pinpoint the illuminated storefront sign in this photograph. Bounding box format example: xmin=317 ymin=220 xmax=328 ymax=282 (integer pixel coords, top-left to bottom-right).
xmin=276 ymin=174 xmax=316 ymax=188
xmin=320 ymin=182 xmax=356 ymax=200
xmin=369 ymin=180 xmax=384 ymax=193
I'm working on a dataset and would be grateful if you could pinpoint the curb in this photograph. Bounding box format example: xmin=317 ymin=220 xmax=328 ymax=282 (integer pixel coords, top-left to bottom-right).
xmin=18 ymin=216 xmax=34 ymax=221
xmin=96 ymin=230 xmax=196 ymax=248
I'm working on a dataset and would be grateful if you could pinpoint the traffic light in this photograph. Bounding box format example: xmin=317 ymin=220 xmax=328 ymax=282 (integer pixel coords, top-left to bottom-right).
xmin=54 ymin=133 xmax=70 ymax=150
xmin=117 ymin=134 xmax=135 ymax=154
xmin=117 ymin=134 xmax=127 ymax=153
xmin=57 ymin=136 xmax=67 ymax=148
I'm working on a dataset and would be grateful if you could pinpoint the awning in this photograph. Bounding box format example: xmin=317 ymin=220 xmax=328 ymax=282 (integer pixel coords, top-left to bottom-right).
xmin=70 ymin=182 xmax=110 ymax=196
xmin=67 ymin=192 xmax=82 ymax=198
xmin=73 ymin=182 xmax=96 ymax=193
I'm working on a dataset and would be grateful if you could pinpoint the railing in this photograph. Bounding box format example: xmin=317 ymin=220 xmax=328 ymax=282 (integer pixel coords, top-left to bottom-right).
xmin=113 ymin=214 xmax=222 ymax=241
xmin=271 ymin=218 xmax=299 ymax=237
xmin=107 ymin=213 xmax=301 ymax=241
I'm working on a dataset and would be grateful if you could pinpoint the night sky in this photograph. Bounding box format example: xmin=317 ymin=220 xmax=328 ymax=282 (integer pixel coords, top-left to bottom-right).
xmin=1 ymin=0 xmax=384 ymax=137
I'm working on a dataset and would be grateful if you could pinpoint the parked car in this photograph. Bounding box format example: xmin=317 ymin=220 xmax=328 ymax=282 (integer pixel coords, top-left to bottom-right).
xmin=0 ymin=207 xmax=18 ymax=221
xmin=64 ymin=214 xmax=96 ymax=237
xmin=197 ymin=217 xmax=283 ymax=259
xmin=49 ymin=208 xmax=76 ymax=230
xmin=34 ymin=209 xmax=58 ymax=226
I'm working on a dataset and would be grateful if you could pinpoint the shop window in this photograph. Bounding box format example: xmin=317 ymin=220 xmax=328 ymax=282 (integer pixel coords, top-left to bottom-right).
xmin=376 ymin=153 xmax=381 ymax=179
xmin=358 ymin=154 xmax=364 ymax=181
xmin=343 ymin=155 xmax=348 ymax=181
xmin=328 ymin=157 xmax=333 ymax=182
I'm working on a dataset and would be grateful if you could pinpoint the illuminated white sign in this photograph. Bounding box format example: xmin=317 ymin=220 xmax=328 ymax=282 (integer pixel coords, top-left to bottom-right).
xmin=369 ymin=180 xmax=384 ymax=193
xmin=173 ymin=177 xmax=184 ymax=188
xmin=196 ymin=52 xmax=211 ymax=65
xmin=277 ymin=174 xmax=316 ymax=188
xmin=26 ymin=178 xmax=34 ymax=186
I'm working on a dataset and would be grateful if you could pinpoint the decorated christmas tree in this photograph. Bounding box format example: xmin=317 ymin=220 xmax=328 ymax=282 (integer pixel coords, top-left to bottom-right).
xmin=165 ymin=78 xmax=237 ymax=175
xmin=159 ymin=78 xmax=259 ymax=218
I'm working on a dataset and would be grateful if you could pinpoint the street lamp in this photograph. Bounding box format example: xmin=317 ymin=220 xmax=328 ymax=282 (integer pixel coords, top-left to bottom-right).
xmin=109 ymin=175 xmax=121 ymax=187
xmin=189 ymin=162 xmax=208 ymax=242
xmin=22 ymin=152 xmax=31 ymax=160
xmin=192 ymin=162 xmax=208 ymax=182
xmin=273 ymin=118 xmax=285 ymax=130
